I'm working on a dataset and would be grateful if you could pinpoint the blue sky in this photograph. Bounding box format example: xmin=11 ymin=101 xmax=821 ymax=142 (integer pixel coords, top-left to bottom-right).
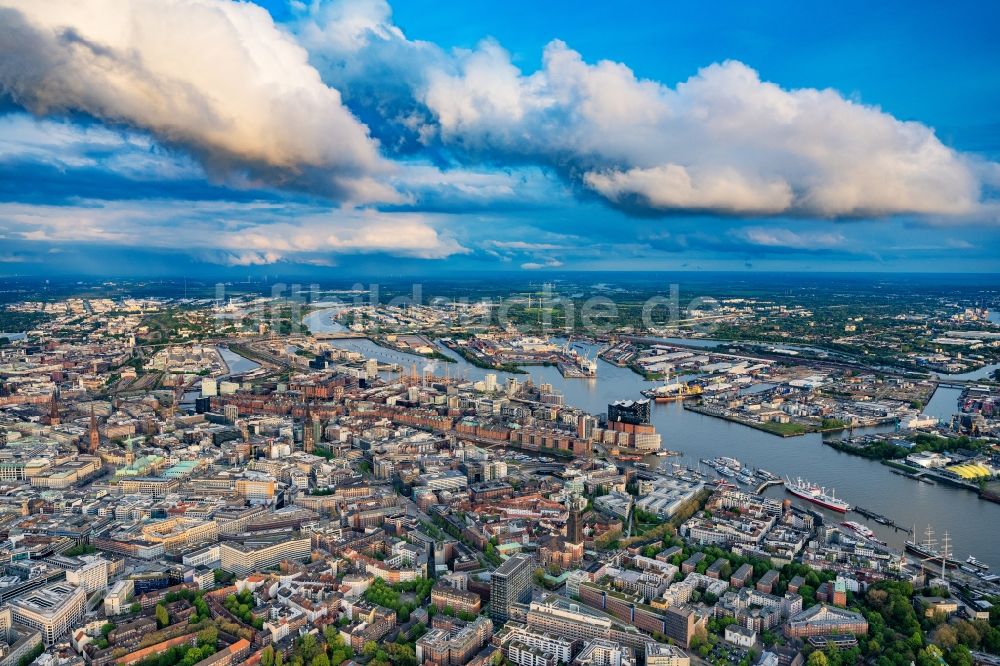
xmin=0 ymin=0 xmax=997 ymax=275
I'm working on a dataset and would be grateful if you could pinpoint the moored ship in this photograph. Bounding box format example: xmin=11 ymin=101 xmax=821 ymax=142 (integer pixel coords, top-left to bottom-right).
xmin=642 ymin=381 xmax=702 ymax=402
xmin=784 ymin=477 xmax=850 ymax=513
xmin=840 ymin=521 xmax=883 ymax=543
xmin=905 ymin=541 xmax=961 ymax=569
xmin=966 ymin=556 xmax=990 ymax=571
xmin=641 ymin=369 xmax=702 ymax=403
xmin=905 ymin=525 xmax=961 ymax=569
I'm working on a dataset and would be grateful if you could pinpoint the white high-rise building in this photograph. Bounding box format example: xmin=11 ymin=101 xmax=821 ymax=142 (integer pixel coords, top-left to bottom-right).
xmin=484 ymin=373 xmax=497 ymax=392
xmin=65 ymin=556 xmax=108 ymax=594
xmin=201 ymin=378 xmax=217 ymax=397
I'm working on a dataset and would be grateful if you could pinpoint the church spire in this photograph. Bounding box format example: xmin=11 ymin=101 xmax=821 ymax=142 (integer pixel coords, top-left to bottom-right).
xmin=302 ymin=403 xmax=315 ymax=453
xmin=88 ymin=405 xmax=100 ymax=454
xmin=48 ymin=390 xmax=60 ymax=425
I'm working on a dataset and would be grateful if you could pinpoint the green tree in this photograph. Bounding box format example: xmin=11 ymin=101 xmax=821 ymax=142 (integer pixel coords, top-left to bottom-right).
xmin=197 ymin=626 xmax=218 ymax=648
xmin=917 ymin=645 xmax=945 ymax=666
xmin=363 ymin=641 xmax=378 ymax=657
xmin=807 ymin=652 xmax=829 ymax=666
xmin=953 ymin=620 xmax=981 ymax=649
xmin=947 ymin=645 xmax=973 ymax=666
xmin=323 ymin=626 xmax=340 ymax=652
xmin=311 ymin=654 xmax=330 ymax=666
xmin=385 ymin=642 xmax=417 ymax=666
xmin=934 ymin=625 xmax=958 ymax=649
xmin=298 ymin=634 xmax=319 ymax=662
xmin=260 ymin=646 xmax=274 ymax=666
xmin=155 ymin=603 xmax=170 ymax=628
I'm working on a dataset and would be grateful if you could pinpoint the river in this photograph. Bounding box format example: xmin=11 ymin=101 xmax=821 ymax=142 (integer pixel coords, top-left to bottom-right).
xmin=303 ymin=307 xmax=349 ymax=334
xmin=307 ymin=312 xmax=1000 ymax=569
xmin=924 ymin=385 xmax=964 ymax=422
xmin=217 ymin=346 xmax=260 ymax=376
xmin=934 ymin=363 xmax=1000 ymax=382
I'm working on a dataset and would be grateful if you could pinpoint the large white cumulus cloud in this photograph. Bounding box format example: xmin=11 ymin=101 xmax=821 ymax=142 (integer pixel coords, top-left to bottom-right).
xmin=293 ymin=0 xmax=990 ymax=218
xmin=423 ymin=42 xmax=983 ymax=217
xmin=0 ymin=0 xmax=396 ymax=202
xmin=0 ymin=0 xmax=996 ymax=273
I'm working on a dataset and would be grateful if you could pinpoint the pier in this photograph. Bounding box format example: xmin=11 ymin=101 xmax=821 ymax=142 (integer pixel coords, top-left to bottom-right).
xmin=890 ymin=468 xmax=936 ymax=485
xmin=853 ymin=506 xmax=912 ymax=534
xmin=313 ymin=331 xmax=368 ymax=339
xmin=755 ymin=479 xmax=784 ymax=494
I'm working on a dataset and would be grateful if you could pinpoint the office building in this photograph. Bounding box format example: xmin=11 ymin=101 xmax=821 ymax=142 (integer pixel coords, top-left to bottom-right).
xmin=663 ymin=606 xmax=697 ymax=648
xmin=526 ymin=597 xmax=652 ymax=655
xmin=507 ymin=640 xmax=561 ymax=666
xmin=491 ymin=554 xmax=533 ymax=623
xmin=784 ymin=604 xmax=868 ymax=639
xmin=432 ymin=582 xmax=482 ymax=615
xmin=572 ymin=638 xmax=635 ymax=666
xmin=119 ymin=477 xmax=180 ymax=497
xmin=495 ymin=624 xmax=574 ymax=665
xmin=416 ymin=616 xmax=493 ymax=666
xmin=645 ymin=644 xmax=691 ymax=666
xmin=235 ymin=477 xmax=276 ymax=503
xmin=65 ymin=556 xmax=109 ymax=594
xmin=9 ymin=582 xmax=87 ymax=644
xmin=104 ymin=579 xmax=135 ymax=616
xmin=218 ymin=535 xmax=312 ymax=576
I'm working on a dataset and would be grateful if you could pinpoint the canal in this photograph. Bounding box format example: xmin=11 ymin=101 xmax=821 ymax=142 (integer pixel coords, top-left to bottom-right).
xmin=217 ymin=345 xmax=261 ymax=376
